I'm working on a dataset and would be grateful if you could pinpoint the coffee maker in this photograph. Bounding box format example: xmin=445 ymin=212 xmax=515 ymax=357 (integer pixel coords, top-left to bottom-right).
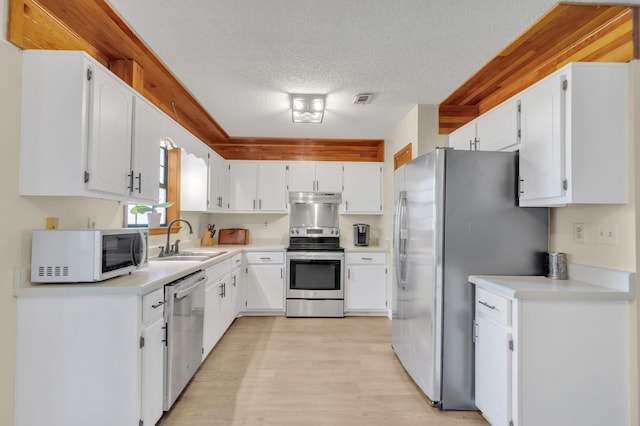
xmin=353 ymin=224 xmax=370 ymax=246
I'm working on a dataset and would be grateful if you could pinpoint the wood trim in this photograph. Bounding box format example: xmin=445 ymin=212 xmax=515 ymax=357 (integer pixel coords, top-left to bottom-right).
xmin=218 ymin=137 xmax=385 ymax=162
xmin=634 ymin=7 xmax=640 ymax=59
xmin=7 ymin=0 xmax=383 ymax=162
xmin=148 ymin=147 xmax=181 ymax=236
xmin=393 ymin=143 xmax=412 ymax=170
xmin=439 ymin=4 xmax=636 ymax=134
xmin=109 ymin=59 xmax=144 ymax=92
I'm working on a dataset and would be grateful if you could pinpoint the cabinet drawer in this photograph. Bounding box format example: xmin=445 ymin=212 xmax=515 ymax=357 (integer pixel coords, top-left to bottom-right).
xmin=231 ymin=253 xmax=243 ymax=270
xmin=476 ymin=288 xmax=511 ymax=326
xmin=207 ymin=258 xmax=231 ymax=280
xmin=245 ymin=251 xmax=284 ymax=264
xmin=142 ymin=288 xmax=165 ymax=323
xmin=346 ymin=252 xmax=386 ymax=265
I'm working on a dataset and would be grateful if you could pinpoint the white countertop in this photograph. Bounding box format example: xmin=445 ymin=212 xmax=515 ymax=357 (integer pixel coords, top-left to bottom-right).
xmin=15 ymin=241 xmax=391 ymax=298
xmin=470 ymin=263 xmax=635 ymax=301
xmin=14 ymin=246 xmax=247 ymax=297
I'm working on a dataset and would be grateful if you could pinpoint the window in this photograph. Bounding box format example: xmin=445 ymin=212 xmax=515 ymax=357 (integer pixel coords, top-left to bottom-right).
xmin=125 ymin=146 xmax=181 ymax=235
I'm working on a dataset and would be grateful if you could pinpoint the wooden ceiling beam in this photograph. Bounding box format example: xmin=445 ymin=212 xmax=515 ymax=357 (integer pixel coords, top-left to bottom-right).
xmin=7 ymin=0 xmax=384 ymax=162
xmin=439 ymin=3 xmax=636 ymax=134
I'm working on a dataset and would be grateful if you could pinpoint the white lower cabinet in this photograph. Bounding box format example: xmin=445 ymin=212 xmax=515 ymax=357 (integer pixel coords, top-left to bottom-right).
xmin=141 ymin=288 xmax=166 ymax=426
xmin=474 ymin=288 xmax=512 ymax=426
xmin=244 ymin=251 xmax=285 ymax=313
xmin=345 ymin=252 xmax=388 ymax=315
xmin=203 ymin=259 xmax=232 ymax=360
xmin=16 ymin=292 xmax=151 ymax=426
xmin=230 ymin=254 xmax=245 ymax=316
xmin=473 ymin=283 xmax=631 ymax=426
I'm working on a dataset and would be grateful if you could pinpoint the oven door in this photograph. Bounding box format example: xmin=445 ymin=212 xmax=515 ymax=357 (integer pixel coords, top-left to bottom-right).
xmin=286 ymin=251 xmax=344 ymax=299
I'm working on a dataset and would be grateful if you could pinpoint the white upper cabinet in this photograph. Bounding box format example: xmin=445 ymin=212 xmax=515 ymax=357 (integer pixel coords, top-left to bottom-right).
xmin=180 ymin=148 xmax=209 ymax=211
xmin=180 ymin=146 xmax=229 ymax=213
xmin=130 ymin=97 xmax=163 ymax=203
xmin=228 ymin=161 xmax=287 ymax=213
xmin=258 ymin=162 xmax=287 ymax=211
xmin=287 ymin=161 xmax=343 ymax=193
xmin=20 ymin=51 xmax=132 ymax=198
xmin=448 ymin=120 xmax=477 ymax=151
xmin=518 ymin=62 xmax=628 ymax=206
xmin=342 ymin=163 xmax=383 ymax=214
xmin=19 ymin=50 xmax=166 ymax=204
xmin=448 ymin=98 xmax=519 ymax=152
xmin=86 ymin=64 xmax=133 ymax=196
xmin=208 ymin=151 xmax=229 ymax=212
xmin=518 ymin=74 xmax=564 ymax=202
xmin=314 ymin=162 xmax=344 ymax=193
xmin=287 ymin=162 xmax=316 ymax=192
xmin=475 ymin=99 xmax=519 ymax=152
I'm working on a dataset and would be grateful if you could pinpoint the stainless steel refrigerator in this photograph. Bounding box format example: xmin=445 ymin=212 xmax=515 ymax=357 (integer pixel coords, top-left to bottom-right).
xmin=392 ymin=148 xmax=548 ymax=410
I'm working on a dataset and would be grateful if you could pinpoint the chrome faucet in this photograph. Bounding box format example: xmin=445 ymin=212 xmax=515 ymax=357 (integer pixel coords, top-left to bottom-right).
xmin=160 ymin=218 xmax=193 ymax=257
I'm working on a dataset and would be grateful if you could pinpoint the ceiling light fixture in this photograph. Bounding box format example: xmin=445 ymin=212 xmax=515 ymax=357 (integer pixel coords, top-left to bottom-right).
xmin=290 ymin=94 xmax=326 ymax=123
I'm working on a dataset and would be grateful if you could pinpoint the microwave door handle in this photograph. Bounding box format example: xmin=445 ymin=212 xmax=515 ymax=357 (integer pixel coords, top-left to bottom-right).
xmin=141 ymin=231 xmax=147 ymax=264
xmin=132 ymin=232 xmax=145 ymax=266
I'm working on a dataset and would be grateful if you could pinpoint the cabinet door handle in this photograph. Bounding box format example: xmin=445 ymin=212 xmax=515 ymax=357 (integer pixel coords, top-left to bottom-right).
xmin=345 ymin=200 xmax=349 ymax=211
xmin=469 ymin=139 xmax=474 ymax=150
xmin=259 ymin=199 xmax=262 ymax=209
xmin=348 ymin=269 xmax=350 ymax=279
xmin=281 ymin=268 xmax=283 ymax=279
xmin=361 ymin=257 xmax=373 ymax=261
xmin=219 ymin=282 xmax=224 ymax=297
xmin=478 ymin=300 xmax=497 ymax=310
xmin=151 ymin=300 xmax=166 ymax=309
xmin=135 ymin=173 xmax=142 ymax=193
xmin=475 ymin=137 xmax=480 ymax=151
xmin=253 ymin=199 xmax=256 ymax=209
xmin=260 ymin=257 xmax=272 ymax=260
xmin=127 ymin=171 xmax=134 ymax=192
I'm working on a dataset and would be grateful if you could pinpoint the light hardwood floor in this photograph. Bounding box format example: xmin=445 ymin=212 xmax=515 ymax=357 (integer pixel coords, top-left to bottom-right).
xmin=158 ymin=316 xmax=488 ymax=426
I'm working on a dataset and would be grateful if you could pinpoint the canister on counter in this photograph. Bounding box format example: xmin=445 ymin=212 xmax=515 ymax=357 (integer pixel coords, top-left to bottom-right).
xmin=545 ymin=252 xmax=568 ymax=280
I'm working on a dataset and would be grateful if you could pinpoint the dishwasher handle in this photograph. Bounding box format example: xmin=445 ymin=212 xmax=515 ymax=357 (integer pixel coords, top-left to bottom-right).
xmin=173 ymin=274 xmax=207 ymax=299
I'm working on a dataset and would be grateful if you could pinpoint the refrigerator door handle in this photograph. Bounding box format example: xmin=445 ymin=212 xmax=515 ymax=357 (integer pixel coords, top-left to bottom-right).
xmin=394 ymin=191 xmax=408 ymax=289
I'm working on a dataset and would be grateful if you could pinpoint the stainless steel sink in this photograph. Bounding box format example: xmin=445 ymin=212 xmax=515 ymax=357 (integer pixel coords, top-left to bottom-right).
xmin=151 ymin=251 xmax=227 ymax=262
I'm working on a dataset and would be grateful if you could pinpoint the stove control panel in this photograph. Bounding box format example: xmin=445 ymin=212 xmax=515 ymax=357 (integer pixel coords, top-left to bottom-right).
xmin=289 ymin=227 xmax=339 ymax=237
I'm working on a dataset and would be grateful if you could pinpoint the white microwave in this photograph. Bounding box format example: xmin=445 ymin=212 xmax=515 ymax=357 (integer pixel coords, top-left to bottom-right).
xmin=31 ymin=228 xmax=148 ymax=283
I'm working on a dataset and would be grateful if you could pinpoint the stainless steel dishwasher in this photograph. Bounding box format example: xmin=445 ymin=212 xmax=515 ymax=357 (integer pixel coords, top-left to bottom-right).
xmin=164 ymin=269 xmax=207 ymax=410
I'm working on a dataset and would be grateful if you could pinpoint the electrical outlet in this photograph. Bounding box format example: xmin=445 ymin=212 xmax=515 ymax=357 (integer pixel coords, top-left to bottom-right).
xmin=597 ymin=223 xmax=618 ymax=245
xmin=46 ymin=217 xmax=59 ymax=229
xmin=573 ymin=222 xmax=585 ymax=244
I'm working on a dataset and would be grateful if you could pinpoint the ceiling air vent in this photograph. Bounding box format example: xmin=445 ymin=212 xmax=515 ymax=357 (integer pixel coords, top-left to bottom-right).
xmin=353 ymin=93 xmax=373 ymax=105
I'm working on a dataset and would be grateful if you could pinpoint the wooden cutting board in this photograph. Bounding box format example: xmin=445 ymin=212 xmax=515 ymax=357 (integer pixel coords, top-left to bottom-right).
xmin=218 ymin=228 xmax=250 ymax=245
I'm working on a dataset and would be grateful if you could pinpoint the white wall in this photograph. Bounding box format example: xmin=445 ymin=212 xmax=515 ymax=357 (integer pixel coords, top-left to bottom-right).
xmin=205 ymin=213 xmax=384 ymax=247
xmin=417 ymin=104 xmax=449 ymax=156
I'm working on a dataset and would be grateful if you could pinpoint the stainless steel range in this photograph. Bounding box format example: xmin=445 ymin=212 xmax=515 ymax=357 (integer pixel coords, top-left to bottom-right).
xmin=286 ymin=192 xmax=344 ymax=318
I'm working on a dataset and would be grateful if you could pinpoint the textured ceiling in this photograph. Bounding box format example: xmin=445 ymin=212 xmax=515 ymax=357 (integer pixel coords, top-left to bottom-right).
xmin=108 ymin=0 xmax=638 ymax=140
